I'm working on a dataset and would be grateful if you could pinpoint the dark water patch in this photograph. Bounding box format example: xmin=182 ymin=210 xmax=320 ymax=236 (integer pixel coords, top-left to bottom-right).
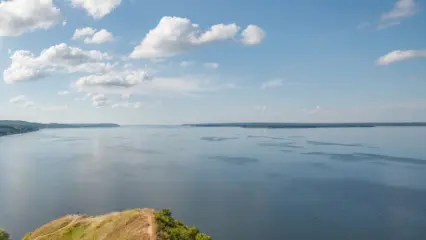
xmin=259 ymin=142 xmax=304 ymax=149
xmin=111 ymin=145 xmax=162 ymax=155
xmin=201 ymin=136 xmax=238 ymax=142
xmin=311 ymin=162 xmax=330 ymax=168
xmin=112 ymin=136 xmax=126 ymax=139
xmin=209 ymin=156 xmax=259 ymax=166
xmin=303 ymin=152 xmax=370 ymax=162
xmin=248 ymin=135 xmax=288 ymax=140
xmin=303 ymin=152 xmax=426 ymax=165
xmin=306 ymin=140 xmax=377 ymax=148
xmin=50 ymin=137 xmax=88 ymax=143
xmin=289 ymin=136 xmax=304 ymax=139
xmin=266 ymin=172 xmax=288 ymax=179
xmin=357 ymin=153 xmax=426 ymax=165
xmin=280 ymin=149 xmax=293 ymax=153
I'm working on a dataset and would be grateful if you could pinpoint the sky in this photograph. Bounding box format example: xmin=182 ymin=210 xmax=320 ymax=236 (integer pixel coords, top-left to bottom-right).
xmin=0 ymin=0 xmax=425 ymax=124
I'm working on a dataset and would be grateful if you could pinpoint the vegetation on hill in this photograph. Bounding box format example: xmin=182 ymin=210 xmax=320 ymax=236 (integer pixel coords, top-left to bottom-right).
xmin=155 ymin=209 xmax=211 ymax=240
xmin=0 ymin=228 xmax=10 ymax=240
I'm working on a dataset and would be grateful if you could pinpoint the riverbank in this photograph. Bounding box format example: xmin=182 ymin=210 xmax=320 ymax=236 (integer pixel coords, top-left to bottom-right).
xmin=184 ymin=122 xmax=426 ymax=129
xmin=0 ymin=120 xmax=120 ymax=137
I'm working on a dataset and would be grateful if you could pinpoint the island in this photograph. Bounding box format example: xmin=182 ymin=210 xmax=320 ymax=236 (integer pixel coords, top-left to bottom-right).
xmin=0 ymin=120 xmax=120 ymax=137
xmin=0 ymin=209 xmax=211 ymax=240
xmin=184 ymin=122 xmax=426 ymax=129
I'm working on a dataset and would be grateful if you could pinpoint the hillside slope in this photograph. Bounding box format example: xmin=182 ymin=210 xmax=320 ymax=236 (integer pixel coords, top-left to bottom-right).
xmin=23 ymin=209 xmax=156 ymax=240
xmin=21 ymin=208 xmax=212 ymax=240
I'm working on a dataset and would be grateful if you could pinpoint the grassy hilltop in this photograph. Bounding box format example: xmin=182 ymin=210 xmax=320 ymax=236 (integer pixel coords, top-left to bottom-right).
xmin=16 ymin=208 xmax=211 ymax=240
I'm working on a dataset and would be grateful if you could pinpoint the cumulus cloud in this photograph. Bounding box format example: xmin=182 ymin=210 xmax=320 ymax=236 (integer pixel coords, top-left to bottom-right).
xmin=71 ymin=0 xmax=122 ymax=19
xmin=0 ymin=0 xmax=61 ymax=36
xmin=379 ymin=0 xmax=417 ymax=29
xmin=377 ymin=50 xmax=426 ymax=65
xmin=75 ymin=70 xmax=152 ymax=89
xmin=9 ymin=95 xmax=67 ymax=111
xmin=241 ymin=25 xmax=266 ymax=45
xmin=58 ymin=90 xmax=70 ymax=95
xmin=203 ymin=62 xmax=219 ymax=69
xmin=73 ymin=27 xmax=114 ymax=44
xmin=261 ymin=79 xmax=283 ymax=89
xmin=72 ymin=27 xmax=96 ymax=39
xmin=4 ymin=43 xmax=113 ymax=83
xmin=112 ymin=101 xmax=142 ymax=109
xmin=91 ymin=93 xmax=108 ymax=107
xmin=129 ymin=16 xmax=241 ymax=59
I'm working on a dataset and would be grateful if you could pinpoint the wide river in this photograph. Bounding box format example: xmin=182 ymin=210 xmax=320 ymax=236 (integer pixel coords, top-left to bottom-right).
xmin=1 ymin=126 xmax=426 ymax=239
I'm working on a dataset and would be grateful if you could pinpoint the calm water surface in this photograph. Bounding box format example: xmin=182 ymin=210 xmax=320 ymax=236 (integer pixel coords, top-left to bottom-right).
xmin=1 ymin=127 xmax=426 ymax=239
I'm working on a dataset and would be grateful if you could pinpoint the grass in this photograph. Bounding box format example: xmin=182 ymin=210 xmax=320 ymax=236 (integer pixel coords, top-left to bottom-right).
xmin=155 ymin=209 xmax=212 ymax=240
xmin=23 ymin=209 xmax=156 ymax=240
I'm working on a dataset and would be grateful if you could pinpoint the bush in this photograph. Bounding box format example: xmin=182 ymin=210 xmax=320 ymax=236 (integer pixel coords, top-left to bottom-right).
xmin=155 ymin=209 xmax=212 ymax=240
xmin=0 ymin=229 xmax=10 ymax=240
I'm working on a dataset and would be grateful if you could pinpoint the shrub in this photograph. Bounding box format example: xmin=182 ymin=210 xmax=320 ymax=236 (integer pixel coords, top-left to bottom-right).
xmin=155 ymin=209 xmax=212 ymax=240
xmin=0 ymin=229 xmax=10 ymax=240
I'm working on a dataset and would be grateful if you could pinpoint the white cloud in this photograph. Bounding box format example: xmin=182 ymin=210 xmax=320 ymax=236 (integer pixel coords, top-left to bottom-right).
xmin=123 ymin=63 xmax=132 ymax=69
xmin=203 ymin=62 xmax=219 ymax=69
xmin=180 ymin=61 xmax=194 ymax=67
xmin=130 ymin=16 xmax=240 ymax=59
xmin=72 ymin=27 xmax=96 ymax=40
xmin=0 ymin=0 xmax=61 ymax=36
xmin=75 ymin=70 xmax=152 ymax=89
xmin=73 ymin=27 xmax=114 ymax=44
xmin=112 ymin=101 xmax=142 ymax=109
xmin=379 ymin=0 xmax=416 ymax=28
xmin=121 ymin=93 xmax=131 ymax=99
xmin=58 ymin=90 xmax=70 ymax=95
xmin=22 ymin=101 xmax=37 ymax=109
xmin=4 ymin=43 xmax=113 ymax=83
xmin=62 ymin=20 xmax=67 ymax=26
xmin=377 ymin=50 xmax=426 ymax=65
xmin=261 ymin=79 xmax=283 ymax=89
xmin=199 ymin=23 xmax=240 ymax=43
xmin=71 ymin=0 xmax=122 ymax=19
xmin=9 ymin=95 xmax=66 ymax=111
xmin=9 ymin=95 xmax=26 ymax=104
xmin=241 ymin=25 xmax=265 ymax=45
xmin=91 ymin=93 xmax=108 ymax=107
xmin=86 ymin=29 xmax=114 ymax=44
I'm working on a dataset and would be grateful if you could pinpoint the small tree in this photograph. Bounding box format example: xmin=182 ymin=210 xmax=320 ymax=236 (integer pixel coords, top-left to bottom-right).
xmin=0 ymin=228 xmax=10 ymax=240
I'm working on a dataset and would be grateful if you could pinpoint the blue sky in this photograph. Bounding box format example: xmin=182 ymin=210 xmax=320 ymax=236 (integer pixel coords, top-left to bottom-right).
xmin=0 ymin=0 xmax=425 ymax=124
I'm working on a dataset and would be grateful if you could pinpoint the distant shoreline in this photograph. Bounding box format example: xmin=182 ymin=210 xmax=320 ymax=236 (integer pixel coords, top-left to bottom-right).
xmin=0 ymin=120 xmax=120 ymax=137
xmin=183 ymin=122 xmax=426 ymax=129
